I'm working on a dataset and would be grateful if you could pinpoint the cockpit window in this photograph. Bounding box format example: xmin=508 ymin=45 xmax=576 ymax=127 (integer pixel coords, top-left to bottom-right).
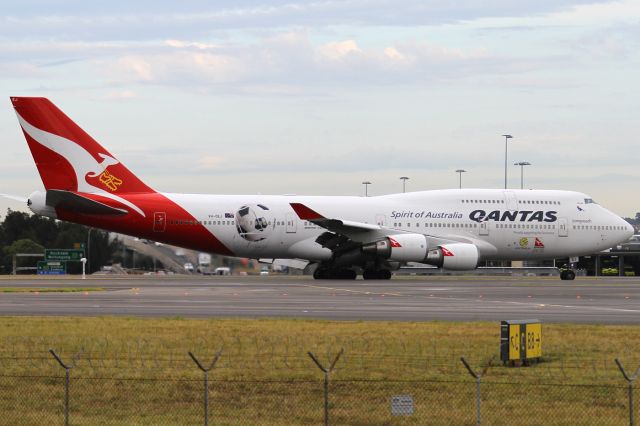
xmin=584 ymin=198 xmax=597 ymax=204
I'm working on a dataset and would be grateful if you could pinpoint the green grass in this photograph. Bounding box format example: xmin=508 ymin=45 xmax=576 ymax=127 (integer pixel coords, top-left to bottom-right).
xmin=0 ymin=316 xmax=637 ymax=424
xmin=0 ymin=287 xmax=105 ymax=293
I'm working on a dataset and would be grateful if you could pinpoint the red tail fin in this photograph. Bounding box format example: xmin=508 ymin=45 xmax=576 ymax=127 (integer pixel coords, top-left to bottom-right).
xmin=11 ymin=97 xmax=153 ymax=194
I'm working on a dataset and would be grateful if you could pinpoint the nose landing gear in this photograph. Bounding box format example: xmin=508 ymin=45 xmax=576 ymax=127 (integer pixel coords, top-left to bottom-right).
xmin=558 ymin=265 xmax=576 ymax=280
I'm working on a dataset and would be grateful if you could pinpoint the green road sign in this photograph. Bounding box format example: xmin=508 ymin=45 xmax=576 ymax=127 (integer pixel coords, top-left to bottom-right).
xmin=45 ymin=249 xmax=84 ymax=261
xmin=37 ymin=261 xmax=66 ymax=275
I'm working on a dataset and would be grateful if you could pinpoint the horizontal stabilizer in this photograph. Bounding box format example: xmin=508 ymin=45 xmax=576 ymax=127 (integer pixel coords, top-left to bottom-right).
xmin=46 ymin=190 xmax=128 ymax=216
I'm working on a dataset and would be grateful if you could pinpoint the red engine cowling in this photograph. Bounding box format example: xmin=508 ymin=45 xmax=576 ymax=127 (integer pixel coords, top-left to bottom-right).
xmin=425 ymin=243 xmax=479 ymax=270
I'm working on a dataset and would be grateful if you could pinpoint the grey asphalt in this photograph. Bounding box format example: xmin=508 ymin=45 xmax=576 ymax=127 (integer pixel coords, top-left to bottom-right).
xmin=0 ymin=275 xmax=639 ymax=323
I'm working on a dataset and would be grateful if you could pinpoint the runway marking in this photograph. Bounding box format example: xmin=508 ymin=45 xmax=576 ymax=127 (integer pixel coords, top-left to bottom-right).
xmin=420 ymin=294 xmax=640 ymax=314
xmin=301 ymin=284 xmax=402 ymax=297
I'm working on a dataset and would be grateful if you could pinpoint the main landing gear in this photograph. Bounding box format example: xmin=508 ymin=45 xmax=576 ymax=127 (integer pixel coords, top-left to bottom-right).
xmin=312 ymin=268 xmax=392 ymax=280
xmin=362 ymin=269 xmax=392 ymax=280
xmin=313 ymin=268 xmax=357 ymax=280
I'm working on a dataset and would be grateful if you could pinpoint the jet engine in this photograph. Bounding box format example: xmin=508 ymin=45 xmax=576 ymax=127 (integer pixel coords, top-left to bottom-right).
xmin=362 ymin=233 xmax=428 ymax=262
xmin=362 ymin=234 xmax=479 ymax=270
xmin=424 ymin=243 xmax=479 ymax=270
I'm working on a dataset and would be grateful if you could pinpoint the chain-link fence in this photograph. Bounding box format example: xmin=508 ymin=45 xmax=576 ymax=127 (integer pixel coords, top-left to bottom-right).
xmin=0 ymin=348 xmax=637 ymax=425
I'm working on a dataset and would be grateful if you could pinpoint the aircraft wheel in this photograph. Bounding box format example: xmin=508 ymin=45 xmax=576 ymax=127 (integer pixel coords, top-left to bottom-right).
xmin=363 ymin=269 xmax=391 ymax=280
xmin=565 ymin=270 xmax=576 ymax=280
xmin=362 ymin=269 xmax=376 ymax=280
xmin=342 ymin=269 xmax=357 ymax=280
xmin=313 ymin=268 xmax=328 ymax=279
xmin=377 ymin=269 xmax=392 ymax=280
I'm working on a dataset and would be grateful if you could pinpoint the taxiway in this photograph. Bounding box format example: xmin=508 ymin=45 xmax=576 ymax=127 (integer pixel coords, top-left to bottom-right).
xmin=0 ymin=275 xmax=639 ymax=323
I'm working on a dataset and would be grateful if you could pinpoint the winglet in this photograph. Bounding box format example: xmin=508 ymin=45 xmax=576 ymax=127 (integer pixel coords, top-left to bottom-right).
xmin=290 ymin=203 xmax=325 ymax=220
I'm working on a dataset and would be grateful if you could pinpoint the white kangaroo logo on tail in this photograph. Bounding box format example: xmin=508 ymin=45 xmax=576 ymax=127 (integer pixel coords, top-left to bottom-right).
xmin=87 ymin=153 xmax=119 ymax=177
xmin=16 ymin=112 xmax=146 ymax=217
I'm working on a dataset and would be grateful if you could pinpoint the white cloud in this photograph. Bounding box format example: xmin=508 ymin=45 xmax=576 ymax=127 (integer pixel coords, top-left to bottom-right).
xmin=82 ymin=32 xmax=503 ymax=91
xmin=316 ymin=40 xmax=362 ymax=61
xmin=116 ymin=56 xmax=154 ymax=81
xmin=0 ymin=61 xmax=45 ymax=78
xmin=165 ymin=39 xmax=219 ymax=50
xmin=1 ymin=1 xmax=606 ymax=41
xmin=545 ymin=0 xmax=640 ymax=24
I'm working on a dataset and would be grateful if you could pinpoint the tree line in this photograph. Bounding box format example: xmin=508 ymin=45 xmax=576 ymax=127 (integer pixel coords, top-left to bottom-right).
xmin=0 ymin=210 xmax=120 ymax=274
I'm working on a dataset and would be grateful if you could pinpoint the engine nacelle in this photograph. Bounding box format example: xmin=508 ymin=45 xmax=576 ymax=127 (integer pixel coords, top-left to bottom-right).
xmin=362 ymin=234 xmax=428 ymax=262
xmin=363 ymin=236 xmax=479 ymax=270
xmin=425 ymin=243 xmax=479 ymax=270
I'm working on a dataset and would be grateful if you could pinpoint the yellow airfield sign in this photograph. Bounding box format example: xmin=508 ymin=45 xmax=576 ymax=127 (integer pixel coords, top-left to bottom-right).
xmin=500 ymin=319 xmax=542 ymax=363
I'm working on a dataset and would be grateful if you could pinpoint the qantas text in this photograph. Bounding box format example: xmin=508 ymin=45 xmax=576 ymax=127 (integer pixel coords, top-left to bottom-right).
xmin=469 ymin=210 xmax=558 ymax=223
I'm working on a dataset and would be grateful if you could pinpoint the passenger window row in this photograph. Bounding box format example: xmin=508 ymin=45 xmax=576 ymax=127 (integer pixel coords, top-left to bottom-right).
xmin=393 ymin=222 xmax=479 ymax=229
xmin=461 ymin=199 xmax=560 ymax=205
xmin=574 ymin=225 xmax=626 ymax=231
xmin=462 ymin=199 xmax=504 ymax=204
xmin=169 ymin=219 xmax=236 ymax=226
xmin=392 ymin=222 xmax=558 ymax=230
xmin=497 ymin=223 xmax=555 ymax=230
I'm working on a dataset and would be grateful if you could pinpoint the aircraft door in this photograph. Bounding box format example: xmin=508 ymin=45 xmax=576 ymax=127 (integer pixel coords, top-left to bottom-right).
xmin=558 ymin=218 xmax=568 ymax=237
xmin=504 ymin=191 xmax=518 ymax=211
xmin=480 ymin=221 xmax=489 ymax=236
xmin=375 ymin=214 xmax=386 ymax=227
xmin=286 ymin=213 xmax=297 ymax=233
xmin=153 ymin=212 xmax=166 ymax=232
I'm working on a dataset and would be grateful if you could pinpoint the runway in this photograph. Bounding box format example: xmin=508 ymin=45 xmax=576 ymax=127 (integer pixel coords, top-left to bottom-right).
xmin=0 ymin=275 xmax=639 ymax=323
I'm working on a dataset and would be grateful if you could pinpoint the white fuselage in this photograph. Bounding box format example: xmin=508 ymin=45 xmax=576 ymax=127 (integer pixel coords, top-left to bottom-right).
xmin=162 ymin=188 xmax=633 ymax=261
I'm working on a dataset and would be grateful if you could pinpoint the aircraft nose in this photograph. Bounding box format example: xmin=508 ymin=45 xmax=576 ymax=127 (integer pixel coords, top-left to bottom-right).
xmin=624 ymin=220 xmax=635 ymax=239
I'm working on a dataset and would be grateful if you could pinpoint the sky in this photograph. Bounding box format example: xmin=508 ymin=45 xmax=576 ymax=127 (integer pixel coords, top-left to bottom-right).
xmin=1 ymin=0 xmax=639 ymax=217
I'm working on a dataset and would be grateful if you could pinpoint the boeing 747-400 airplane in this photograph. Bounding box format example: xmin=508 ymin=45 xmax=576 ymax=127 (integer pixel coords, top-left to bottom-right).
xmin=6 ymin=97 xmax=634 ymax=280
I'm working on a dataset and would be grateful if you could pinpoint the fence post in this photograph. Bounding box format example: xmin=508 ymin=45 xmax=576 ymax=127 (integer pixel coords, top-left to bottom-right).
xmin=189 ymin=349 xmax=223 ymax=426
xmin=308 ymin=349 xmax=344 ymax=426
xmin=615 ymin=358 xmax=640 ymax=426
xmin=460 ymin=357 xmax=493 ymax=426
xmin=49 ymin=348 xmax=83 ymax=426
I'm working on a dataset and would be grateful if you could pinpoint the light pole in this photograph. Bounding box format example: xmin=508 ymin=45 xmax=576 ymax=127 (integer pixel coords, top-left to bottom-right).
xmin=514 ymin=161 xmax=531 ymax=189
xmin=455 ymin=169 xmax=466 ymax=189
xmin=502 ymin=134 xmax=513 ymax=189
xmin=399 ymin=176 xmax=409 ymax=193
xmin=362 ymin=181 xmax=371 ymax=197
xmin=86 ymin=227 xmax=93 ymax=274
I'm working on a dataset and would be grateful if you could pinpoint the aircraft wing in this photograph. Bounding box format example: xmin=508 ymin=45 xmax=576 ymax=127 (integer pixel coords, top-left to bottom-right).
xmin=290 ymin=202 xmax=463 ymax=248
xmin=290 ymin=202 xmax=380 ymax=231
